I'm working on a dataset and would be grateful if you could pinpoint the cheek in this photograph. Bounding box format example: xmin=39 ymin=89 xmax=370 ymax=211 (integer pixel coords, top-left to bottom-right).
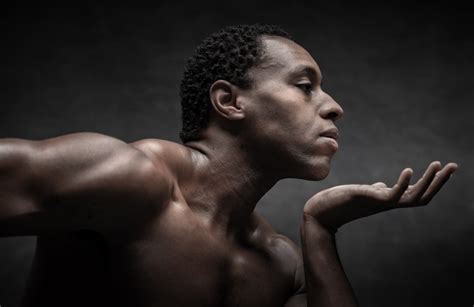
xmin=243 ymin=86 xmax=317 ymax=148
xmin=252 ymin=89 xmax=304 ymax=126
xmin=263 ymin=94 xmax=316 ymax=141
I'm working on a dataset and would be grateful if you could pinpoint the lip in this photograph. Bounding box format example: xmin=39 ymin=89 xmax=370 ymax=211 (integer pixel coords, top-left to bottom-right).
xmin=319 ymin=128 xmax=339 ymax=151
xmin=320 ymin=128 xmax=339 ymax=140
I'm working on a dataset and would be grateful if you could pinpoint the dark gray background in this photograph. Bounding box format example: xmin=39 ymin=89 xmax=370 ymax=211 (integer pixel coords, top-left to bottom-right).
xmin=1 ymin=2 xmax=473 ymax=306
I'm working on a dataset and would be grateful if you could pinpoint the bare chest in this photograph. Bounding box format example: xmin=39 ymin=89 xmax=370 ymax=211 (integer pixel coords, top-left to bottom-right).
xmin=108 ymin=203 xmax=294 ymax=307
xmin=26 ymin=203 xmax=295 ymax=307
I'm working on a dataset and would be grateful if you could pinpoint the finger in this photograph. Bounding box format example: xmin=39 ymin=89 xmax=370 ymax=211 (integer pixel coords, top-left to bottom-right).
xmin=402 ymin=161 xmax=442 ymax=203
xmin=389 ymin=168 xmax=413 ymax=200
xmin=419 ymin=162 xmax=458 ymax=205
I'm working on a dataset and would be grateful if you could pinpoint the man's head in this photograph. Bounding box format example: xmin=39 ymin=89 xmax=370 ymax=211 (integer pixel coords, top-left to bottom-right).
xmin=179 ymin=24 xmax=291 ymax=143
xmin=180 ymin=24 xmax=343 ymax=180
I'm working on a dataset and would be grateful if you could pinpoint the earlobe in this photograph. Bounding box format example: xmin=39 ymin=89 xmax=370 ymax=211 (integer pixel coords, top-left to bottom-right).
xmin=209 ymin=80 xmax=245 ymax=121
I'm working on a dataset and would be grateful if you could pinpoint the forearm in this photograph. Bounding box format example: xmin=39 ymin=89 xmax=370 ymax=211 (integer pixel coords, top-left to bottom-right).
xmin=300 ymin=214 xmax=358 ymax=307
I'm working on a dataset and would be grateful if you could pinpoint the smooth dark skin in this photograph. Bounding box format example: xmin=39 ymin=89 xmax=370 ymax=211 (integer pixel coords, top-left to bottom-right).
xmin=0 ymin=36 xmax=457 ymax=307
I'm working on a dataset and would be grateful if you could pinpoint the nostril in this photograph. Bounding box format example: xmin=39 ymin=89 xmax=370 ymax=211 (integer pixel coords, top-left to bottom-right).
xmin=322 ymin=109 xmax=343 ymax=121
xmin=326 ymin=111 xmax=339 ymax=120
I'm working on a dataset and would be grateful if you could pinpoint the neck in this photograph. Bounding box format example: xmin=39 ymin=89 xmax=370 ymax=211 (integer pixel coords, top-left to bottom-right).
xmin=182 ymin=127 xmax=280 ymax=242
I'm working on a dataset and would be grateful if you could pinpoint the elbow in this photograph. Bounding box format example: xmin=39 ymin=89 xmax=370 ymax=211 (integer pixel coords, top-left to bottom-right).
xmin=0 ymin=139 xmax=41 ymax=236
xmin=0 ymin=139 xmax=35 ymax=174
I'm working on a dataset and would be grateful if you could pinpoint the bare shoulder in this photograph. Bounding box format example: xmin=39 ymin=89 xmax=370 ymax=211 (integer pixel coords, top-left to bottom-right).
xmin=1 ymin=133 xmax=185 ymax=235
xmin=40 ymin=133 xmax=178 ymax=203
xmin=130 ymin=138 xmax=196 ymax=181
xmin=29 ymin=132 xmax=169 ymax=186
xmin=250 ymin=212 xmax=305 ymax=293
xmin=250 ymin=212 xmax=301 ymax=257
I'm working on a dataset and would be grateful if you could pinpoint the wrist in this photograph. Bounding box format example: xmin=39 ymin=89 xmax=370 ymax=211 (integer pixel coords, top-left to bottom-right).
xmin=302 ymin=212 xmax=338 ymax=237
xmin=300 ymin=216 xmax=336 ymax=255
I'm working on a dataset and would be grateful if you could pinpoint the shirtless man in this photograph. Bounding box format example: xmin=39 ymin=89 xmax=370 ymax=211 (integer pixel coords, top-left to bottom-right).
xmin=0 ymin=24 xmax=457 ymax=307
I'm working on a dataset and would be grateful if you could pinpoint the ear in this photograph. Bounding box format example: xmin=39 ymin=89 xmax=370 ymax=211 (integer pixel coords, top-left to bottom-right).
xmin=209 ymin=80 xmax=245 ymax=121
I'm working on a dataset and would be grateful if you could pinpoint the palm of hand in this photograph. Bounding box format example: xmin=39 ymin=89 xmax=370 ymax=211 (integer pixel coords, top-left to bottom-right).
xmin=303 ymin=161 xmax=458 ymax=231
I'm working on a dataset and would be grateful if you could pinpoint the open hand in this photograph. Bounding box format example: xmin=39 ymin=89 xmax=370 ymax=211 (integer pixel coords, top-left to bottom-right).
xmin=303 ymin=161 xmax=458 ymax=232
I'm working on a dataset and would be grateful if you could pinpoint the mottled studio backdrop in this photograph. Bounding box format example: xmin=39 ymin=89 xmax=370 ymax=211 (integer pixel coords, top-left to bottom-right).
xmin=1 ymin=2 xmax=473 ymax=307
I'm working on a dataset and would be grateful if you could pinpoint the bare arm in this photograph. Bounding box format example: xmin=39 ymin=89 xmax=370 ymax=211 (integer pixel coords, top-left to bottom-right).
xmin=0 ymin=132 xmax=172 ymax=236
xmin=285 ymin=161 xmax=457 ymax=306
xmin=298 ymin=215 xmax=358 ymax=307
xmin=283 ymin=222 xmax=356 ymax=307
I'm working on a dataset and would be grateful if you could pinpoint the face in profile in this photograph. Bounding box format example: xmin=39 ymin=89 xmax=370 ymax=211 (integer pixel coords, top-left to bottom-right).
xmin=238 ymin=36 xmax=344 ymax=180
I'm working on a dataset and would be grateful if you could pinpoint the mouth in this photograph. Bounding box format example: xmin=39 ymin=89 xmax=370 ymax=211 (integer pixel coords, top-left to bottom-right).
xmin=319 ymin=128 xmax=339 ymax=150
xmin=320 ymin=128 xmax=339 ymax=140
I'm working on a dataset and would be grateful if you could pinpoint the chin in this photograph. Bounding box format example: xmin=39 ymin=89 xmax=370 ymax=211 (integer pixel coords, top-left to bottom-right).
xmin=311 ymin=168 xmax=331 ymax=181
xmin=295 ymin=160 xmax=331 ymax=181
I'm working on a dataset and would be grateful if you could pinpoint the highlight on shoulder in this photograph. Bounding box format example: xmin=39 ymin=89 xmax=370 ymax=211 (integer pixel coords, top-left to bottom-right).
xmin=130 ymin=138 xmax=199 ymax=183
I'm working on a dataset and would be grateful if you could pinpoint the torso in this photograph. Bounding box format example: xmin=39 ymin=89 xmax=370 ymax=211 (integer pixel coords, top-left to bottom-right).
xmin=22 ymin=140 xmax=298 ymax=307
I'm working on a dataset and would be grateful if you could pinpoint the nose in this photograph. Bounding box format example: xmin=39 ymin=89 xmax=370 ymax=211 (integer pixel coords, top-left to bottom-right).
xmin=319 ymin=92 xmax=343 ymax=121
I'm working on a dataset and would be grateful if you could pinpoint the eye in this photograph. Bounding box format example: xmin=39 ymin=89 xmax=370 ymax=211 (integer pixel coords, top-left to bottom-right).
xmin=296 ymin=83 xmax=313 ymax=95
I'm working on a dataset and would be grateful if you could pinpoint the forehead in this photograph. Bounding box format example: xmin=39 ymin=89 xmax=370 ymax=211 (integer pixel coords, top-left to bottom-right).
xmin=250 ymin=36 xmax=322 ymax=79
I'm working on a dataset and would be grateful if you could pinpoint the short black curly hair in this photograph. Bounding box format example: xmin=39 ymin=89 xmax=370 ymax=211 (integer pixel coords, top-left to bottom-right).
xmin=179 ymin=24 xmax=292 ymax=143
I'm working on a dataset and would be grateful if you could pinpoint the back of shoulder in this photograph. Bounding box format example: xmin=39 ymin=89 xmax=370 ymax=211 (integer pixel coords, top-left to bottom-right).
xmin=34 ymin=132 xmax=162 ymax=175
xmin=47 ymin=133 xmax=186 ymax=180
xmin=57 ymin=134 xmax=191 ymax=202
xmin=129 ymin=138 xmax=195 ymax=182
xmin=31 ymin=132 xmax=176 ymax=201
xmin=6 ymin=133 xmax=181 ymax=234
